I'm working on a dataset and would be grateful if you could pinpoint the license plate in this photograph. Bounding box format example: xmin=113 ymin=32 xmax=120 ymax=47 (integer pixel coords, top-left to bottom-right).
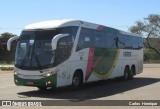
xmin=27 ymin=81 xmax=33 ymax=85
xmin=21 ymin=75 xmax=40 ymax=79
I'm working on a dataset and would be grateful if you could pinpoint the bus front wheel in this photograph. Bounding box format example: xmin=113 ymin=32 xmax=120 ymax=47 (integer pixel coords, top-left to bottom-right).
xmin=72 ymin=71 xmax=83 ymax=88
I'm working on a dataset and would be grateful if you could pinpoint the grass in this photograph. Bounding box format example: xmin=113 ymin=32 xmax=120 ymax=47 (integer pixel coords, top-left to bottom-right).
xmin=0 ymin=64 xmax=14 ymax=71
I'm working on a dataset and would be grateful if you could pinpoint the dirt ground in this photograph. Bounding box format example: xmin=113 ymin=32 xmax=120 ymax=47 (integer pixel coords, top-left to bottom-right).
xmin=0 ymin=70 xmax=13 ymax=74
xmin=0 ymin=66 xmax=160 ymax=109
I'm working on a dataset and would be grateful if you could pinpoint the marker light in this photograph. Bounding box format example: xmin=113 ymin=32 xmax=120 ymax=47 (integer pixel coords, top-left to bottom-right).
xmin=47 ymin=81 xmax=51 ymax=84
xmin=46 ymin=81 xmax=52 ymax=86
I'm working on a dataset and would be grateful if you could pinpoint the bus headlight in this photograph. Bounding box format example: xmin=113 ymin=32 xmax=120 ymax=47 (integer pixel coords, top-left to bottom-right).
xmin=42 ymin=72 xmax=54 ymax=77
xmin=46 ymin=73 xmax=51 ymax=77
xmin=14 ymin=71 xmax=19 ymax=75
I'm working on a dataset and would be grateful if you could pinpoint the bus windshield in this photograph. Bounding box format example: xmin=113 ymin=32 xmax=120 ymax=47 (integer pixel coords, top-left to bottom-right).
xmin=15 ymin=26 xmax=78 ymax=70
xmin=15 ymin=29 xmax=59 ymax=70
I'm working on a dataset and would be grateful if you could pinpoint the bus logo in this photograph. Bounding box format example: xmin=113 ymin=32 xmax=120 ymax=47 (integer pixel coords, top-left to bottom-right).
xmin=123 ymin=52 xmax=132 ymax=57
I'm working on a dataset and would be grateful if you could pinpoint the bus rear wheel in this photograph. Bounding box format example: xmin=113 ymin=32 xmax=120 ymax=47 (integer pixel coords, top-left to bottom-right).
xmin=123 ymin=66 xmax=130 ymax=80
xmin=129 ymin=66 xmax=135 ymax=79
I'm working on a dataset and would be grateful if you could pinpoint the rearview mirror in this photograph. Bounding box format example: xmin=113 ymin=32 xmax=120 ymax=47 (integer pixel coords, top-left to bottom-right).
xmin=51 ymin=34 xmax=69 ymax=50
xmin=7 ymin=36 xmax=19 ymax=51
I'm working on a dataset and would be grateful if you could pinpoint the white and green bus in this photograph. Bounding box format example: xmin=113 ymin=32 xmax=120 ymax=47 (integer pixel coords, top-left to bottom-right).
xmin=7 ymin=19 xmax=143 ymax=90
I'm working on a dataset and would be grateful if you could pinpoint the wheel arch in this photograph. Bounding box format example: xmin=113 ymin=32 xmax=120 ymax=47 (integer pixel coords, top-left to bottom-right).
xmin=73 ymin=69 xmax=84 ymax=83
xmin=125 ymin=65 xmax=130 ymax=71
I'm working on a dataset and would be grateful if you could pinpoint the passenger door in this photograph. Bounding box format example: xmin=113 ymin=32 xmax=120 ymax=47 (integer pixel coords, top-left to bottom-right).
xmin=56 ymin=36 xmax=73 ymax=87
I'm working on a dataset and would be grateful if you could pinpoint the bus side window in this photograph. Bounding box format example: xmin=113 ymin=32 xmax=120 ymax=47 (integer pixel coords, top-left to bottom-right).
xmin=105 ymin=32 xmax=117 ymax=48
xmin=125 ymin=35 xmax=131 ymax=49
xmin=138 ymin=37 xmax=143 ymax=48
xmin=132 ymin=37 xmax=137 ymax=49
xmin=61 ymin=26 xmax=78 ymax=41
xmin=76 ymin=28 xmax=93 ymax=51
xmin=72 ymin=27 xmax=78 ymax=40
xmin=129 ymin=36 xmax=135 ymax=49
xmin=56 ymin=32 xmax=74 ymax=64
xmin=93 ymin=30 xmax=105 ymax=48
xmin=118 ymin=34 xmax=125 ymax=49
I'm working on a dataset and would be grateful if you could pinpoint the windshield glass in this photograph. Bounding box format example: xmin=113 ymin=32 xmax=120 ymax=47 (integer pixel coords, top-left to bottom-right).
xmin=15 ymin=26 xmax=78 ymax=70
xmin=15 ymin=29 xmax=59 ymax=70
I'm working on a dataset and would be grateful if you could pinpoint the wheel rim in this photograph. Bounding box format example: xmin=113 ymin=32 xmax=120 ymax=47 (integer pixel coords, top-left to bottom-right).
xmin=73 ymin=77 xmax=80 ymax=86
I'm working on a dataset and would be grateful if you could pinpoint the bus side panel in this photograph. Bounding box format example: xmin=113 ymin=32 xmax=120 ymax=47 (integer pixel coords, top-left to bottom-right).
xmin=68 ymin=48 xmax=89 ymax=85
xmin=108 ymin=49 xmax=125 ymax=79
xmin=68 ymin=48 xmax=143 ymax=85
xmin=136 ymin=48 xmax=143 ymax=74
xmin=85 ymin=48 xmax=121 ymax=81
xmin=56 ymin=61 xmax=69 ymax=87
xmin=108 ymin=48 xmax=143 ymax=78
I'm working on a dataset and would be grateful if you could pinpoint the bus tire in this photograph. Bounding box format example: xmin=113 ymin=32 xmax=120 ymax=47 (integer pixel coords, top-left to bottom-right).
xmin=129 ymin=66 xmax=135 ymax=79
xmin=72 ymin=71 xmax=83 ymax=88
xmin=123 ymin=66 xmax=130 ymax=80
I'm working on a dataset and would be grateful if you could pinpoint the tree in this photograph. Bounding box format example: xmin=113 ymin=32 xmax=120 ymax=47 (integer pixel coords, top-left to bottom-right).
xmin=0 ymin=32 xmax=17 ymax=63
xmin=130 ymin=14 xmax=160 ymax=56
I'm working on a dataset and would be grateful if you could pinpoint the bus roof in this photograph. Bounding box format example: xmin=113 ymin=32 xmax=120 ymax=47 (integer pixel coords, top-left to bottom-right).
xmin=24 ymin=19 xmax=81 ymax=30
xmin=24 ymin=19 xmax=142 ymax=37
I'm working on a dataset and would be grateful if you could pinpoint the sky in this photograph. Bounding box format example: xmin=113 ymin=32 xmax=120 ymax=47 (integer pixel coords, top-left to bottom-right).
xmin=0 ymin=0 xmax=160 ymax=35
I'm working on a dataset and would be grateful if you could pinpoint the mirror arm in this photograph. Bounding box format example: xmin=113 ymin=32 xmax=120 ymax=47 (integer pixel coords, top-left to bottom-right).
xmin=7 ymin=36 xmax=19 ymax=51
xmin=51 ymin=34 xmax=69 ymax=50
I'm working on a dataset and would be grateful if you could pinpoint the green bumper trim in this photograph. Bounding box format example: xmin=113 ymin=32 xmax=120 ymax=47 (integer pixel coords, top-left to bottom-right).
xmin=14 ymin=74 xmax=57 ymax=88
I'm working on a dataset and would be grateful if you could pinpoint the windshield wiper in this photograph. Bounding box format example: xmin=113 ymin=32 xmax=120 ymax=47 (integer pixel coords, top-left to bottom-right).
xmin=33 ymin=54 xmax=42 ymax=69
xmin=19 ymin=50 xmax=30 ymax=68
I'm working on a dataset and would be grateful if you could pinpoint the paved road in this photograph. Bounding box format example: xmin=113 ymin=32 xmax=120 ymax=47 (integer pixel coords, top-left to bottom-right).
xmin=143 ymin=64 xmax=160 ymax=68
xmin=0 ymin=65 xmax=160 ymax=108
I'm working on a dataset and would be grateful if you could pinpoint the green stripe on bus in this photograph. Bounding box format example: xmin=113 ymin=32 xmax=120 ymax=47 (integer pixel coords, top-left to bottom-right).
xmin=92 ymin=48 xmax=120 ymax=79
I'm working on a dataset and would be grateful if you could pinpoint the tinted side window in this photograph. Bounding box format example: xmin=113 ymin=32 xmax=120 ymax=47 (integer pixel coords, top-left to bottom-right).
xmin=93 ymin=30 xmax=105 ymax=48
xmin=132 ymin=36 xmax=138 ymax=49
xmin=105 ymin=32 xmax=117 ymax=48
xmin=56 ymin=36 xmax=73 ymax=64
xmin=115 ymin=34 xmax=143 ymax=49
xmin=124 ymin=35 xmax=131 ymax=48
xmin=138 ymin=37 xmax=143 ymax=48
xmin=118 ymin=34 xmax=125 ymax=49
xmin=122 ymin=35 xmax=143 ymax=49
xmin=76 ymin=28 xmax=93 ymax=51
xmin=61 ymin=26 xmax=78 ymax=41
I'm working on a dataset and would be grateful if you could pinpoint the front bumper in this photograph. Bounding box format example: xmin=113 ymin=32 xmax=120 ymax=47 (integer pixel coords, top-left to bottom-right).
xmin=14 ymin=74 xmax=57 ymax=88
